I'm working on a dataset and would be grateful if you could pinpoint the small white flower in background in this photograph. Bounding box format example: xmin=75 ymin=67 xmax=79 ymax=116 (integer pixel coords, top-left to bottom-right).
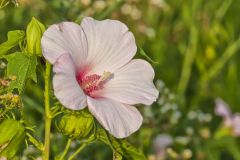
xmin=175 ymin=136 xmax=190 ymax=145
xmin=41 ymin=17 xmax=159 ymax=138
xmin=0 ymin=62 xmax=6 ymax=69
xmin=215 ymin=98 xmax=240 ymax=136
xmin=153 ymin=134 xmax=173 ymax=159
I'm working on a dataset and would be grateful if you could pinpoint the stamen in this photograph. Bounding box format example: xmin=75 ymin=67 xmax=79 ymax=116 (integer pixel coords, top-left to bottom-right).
xmin=76 ymin=71 xmax=113 ymax=96
xmin=97 ymin=71 xmax=114 ymax=85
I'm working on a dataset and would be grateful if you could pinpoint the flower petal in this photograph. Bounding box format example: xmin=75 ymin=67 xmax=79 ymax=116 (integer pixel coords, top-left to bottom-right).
xmin=233 ymin=114 xmax=240 ymax=136
xmin=53 ymin=54 xmax=87 ymax=110
xmin=87 ymin=97 xmax=143 ymax=138
xmin=100 ymin=59 xmax=159 ymax=105
xmin=153 ymin=134 xmax=173 ymax=150
xmin=215 ymin=99 xmax=231 ymax=118
xmin=81 ymin=17 xmax=137 ymax=75
xmin=41 ymin=22 xmax=87 ymax=68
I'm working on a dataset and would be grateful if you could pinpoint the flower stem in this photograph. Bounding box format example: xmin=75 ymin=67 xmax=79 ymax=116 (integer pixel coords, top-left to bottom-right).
xmin=59 ymin=139 xmax=72 ymax=160
xmin=43 ymin=62 xmax=52 ymax=160
xmin=177 ymin=25 xmax=198 ymax=97
xmin=68 ymin=143 xmax=87 ymax=160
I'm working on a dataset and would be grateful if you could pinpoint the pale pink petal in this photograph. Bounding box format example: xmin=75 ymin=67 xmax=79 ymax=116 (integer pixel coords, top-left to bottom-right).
xmin=87 ymin=97 xmax=143 ymax=138
xmin=153 ymin=134 xmax=173 ymax=150
xmin=53 ymin=54 xmax=87 ymax=110
xmin=81 ymin=17 xmax=137 ymax=75
xmin=223 ymin=117 xmax=233 ymax=128
xmin=41 ymin=22 xmax=87 ymax=68
xmin=100 ymin=59 xmax=159 ymax=105
xmin=232 ymin=114 xmax=240 ymax=136
xmin=215 ymin=99 xmax=231 ymax=118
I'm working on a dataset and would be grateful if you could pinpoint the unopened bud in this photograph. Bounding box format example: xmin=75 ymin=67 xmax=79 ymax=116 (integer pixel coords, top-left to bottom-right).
xmin=26 ymin=17 xmax=45 ymax=56
xmin=11 ymin=95 xmax=20 ymax=104
xmin=57 ymin=111 xmax=94 ymax=139
xmin=8 ymin=76 xmax=17 ymax=81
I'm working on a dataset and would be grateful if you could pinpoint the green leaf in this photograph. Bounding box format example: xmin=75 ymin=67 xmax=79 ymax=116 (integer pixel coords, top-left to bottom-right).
xmin=0 ymin=0 xmax=18 ymax=8
xmin=138 ymin=47 xmax=159 ymax=65
xmin=96 ymin=128 xmax=146 ymax=160
xmin=0 ymin=30 xmax=25 ymax=55
xmin=0 ymin=119 xmax=25 ymax=158
xmin=205 ymin=137 xmax=240 ymax=160
xmin=26 ymin=17 xmax=45 ymax=56
xmin=0 ymin=119 xmax=19 ymax=147
xmin=5 ymin=52 xmax=37 ymax=93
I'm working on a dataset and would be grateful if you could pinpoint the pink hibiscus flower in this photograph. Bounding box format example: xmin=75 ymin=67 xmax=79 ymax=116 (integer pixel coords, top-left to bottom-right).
xmin=41 ymin=17 xmax=159 ymax=138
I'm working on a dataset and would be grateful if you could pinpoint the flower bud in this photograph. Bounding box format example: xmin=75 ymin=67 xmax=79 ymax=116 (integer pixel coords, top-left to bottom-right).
xmin=57 ymin=111 xmax=94 ymax=139
xmin=26 ymin=17 xmax=45 ymax=56
xmin=11 ymin=95 xmax=20 ymax=105
xmin=0 ymin=119 xmax=25 ymax=158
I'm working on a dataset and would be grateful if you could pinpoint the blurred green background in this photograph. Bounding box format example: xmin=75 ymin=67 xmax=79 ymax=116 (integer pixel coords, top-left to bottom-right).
xmin=1 ymin=0 xmax=240 ymax=159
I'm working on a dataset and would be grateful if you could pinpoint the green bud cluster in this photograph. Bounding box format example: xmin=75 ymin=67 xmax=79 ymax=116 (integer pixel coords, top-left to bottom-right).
xmin=0 ymin=75 xmax=20 ymax=113
xmin=57 ymin=110 xmax=95 ymax=139
xmin=0 ymin=93 xmax=20 ymax=105
xmin=0 ymin=119 xmax=25 ymax=158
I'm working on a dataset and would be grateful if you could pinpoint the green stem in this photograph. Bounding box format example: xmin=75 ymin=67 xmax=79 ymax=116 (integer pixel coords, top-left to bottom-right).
xmin=215 ymin=0 xmax=233 ymax=20
xmin=26 ymin=133 xmax=44 ymax=151
xmin=200 ymin=36 xmax=240 ymax=84
xmin=0 ymin=109 xmax=8 ymax=118
xmin=177 ymin=26 xmax=198 ymax=96
xmin=59 ymin=139 xmax=72 ymax=160
xmin=43 ymin=62 xmax=52 ymax=160
xmin=0 ymin=0 xmax=9 ymax=8
xmin=68 ymin=143 xmax=87 ymax=160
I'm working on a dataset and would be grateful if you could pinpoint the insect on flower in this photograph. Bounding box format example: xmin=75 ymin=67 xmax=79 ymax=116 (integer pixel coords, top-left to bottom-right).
xmin=41 ymin=17 xmax=159 ymax=138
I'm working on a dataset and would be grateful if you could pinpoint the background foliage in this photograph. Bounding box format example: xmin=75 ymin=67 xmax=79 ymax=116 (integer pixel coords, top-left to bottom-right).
xmin=1 ymin=0 xmax=240 ymax=159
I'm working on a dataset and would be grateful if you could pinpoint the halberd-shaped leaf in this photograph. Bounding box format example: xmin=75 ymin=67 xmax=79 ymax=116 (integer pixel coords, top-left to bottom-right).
xmin=96 ymin=128 xmax=146 ymax=160
xmin=0 ymin=30 xmax=25 ymax=55
xmin=5 ymin=52 xmax=37 ymax=93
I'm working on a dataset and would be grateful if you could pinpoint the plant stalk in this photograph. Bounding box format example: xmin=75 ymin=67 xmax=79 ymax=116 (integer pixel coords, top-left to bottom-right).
xmin=68 ymin=143 xmax=87 ymax=160
xmin=43 ymin=62 xmax=51 ymax=160
xmin=59 ymin=139 xmax=72 ymax=160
